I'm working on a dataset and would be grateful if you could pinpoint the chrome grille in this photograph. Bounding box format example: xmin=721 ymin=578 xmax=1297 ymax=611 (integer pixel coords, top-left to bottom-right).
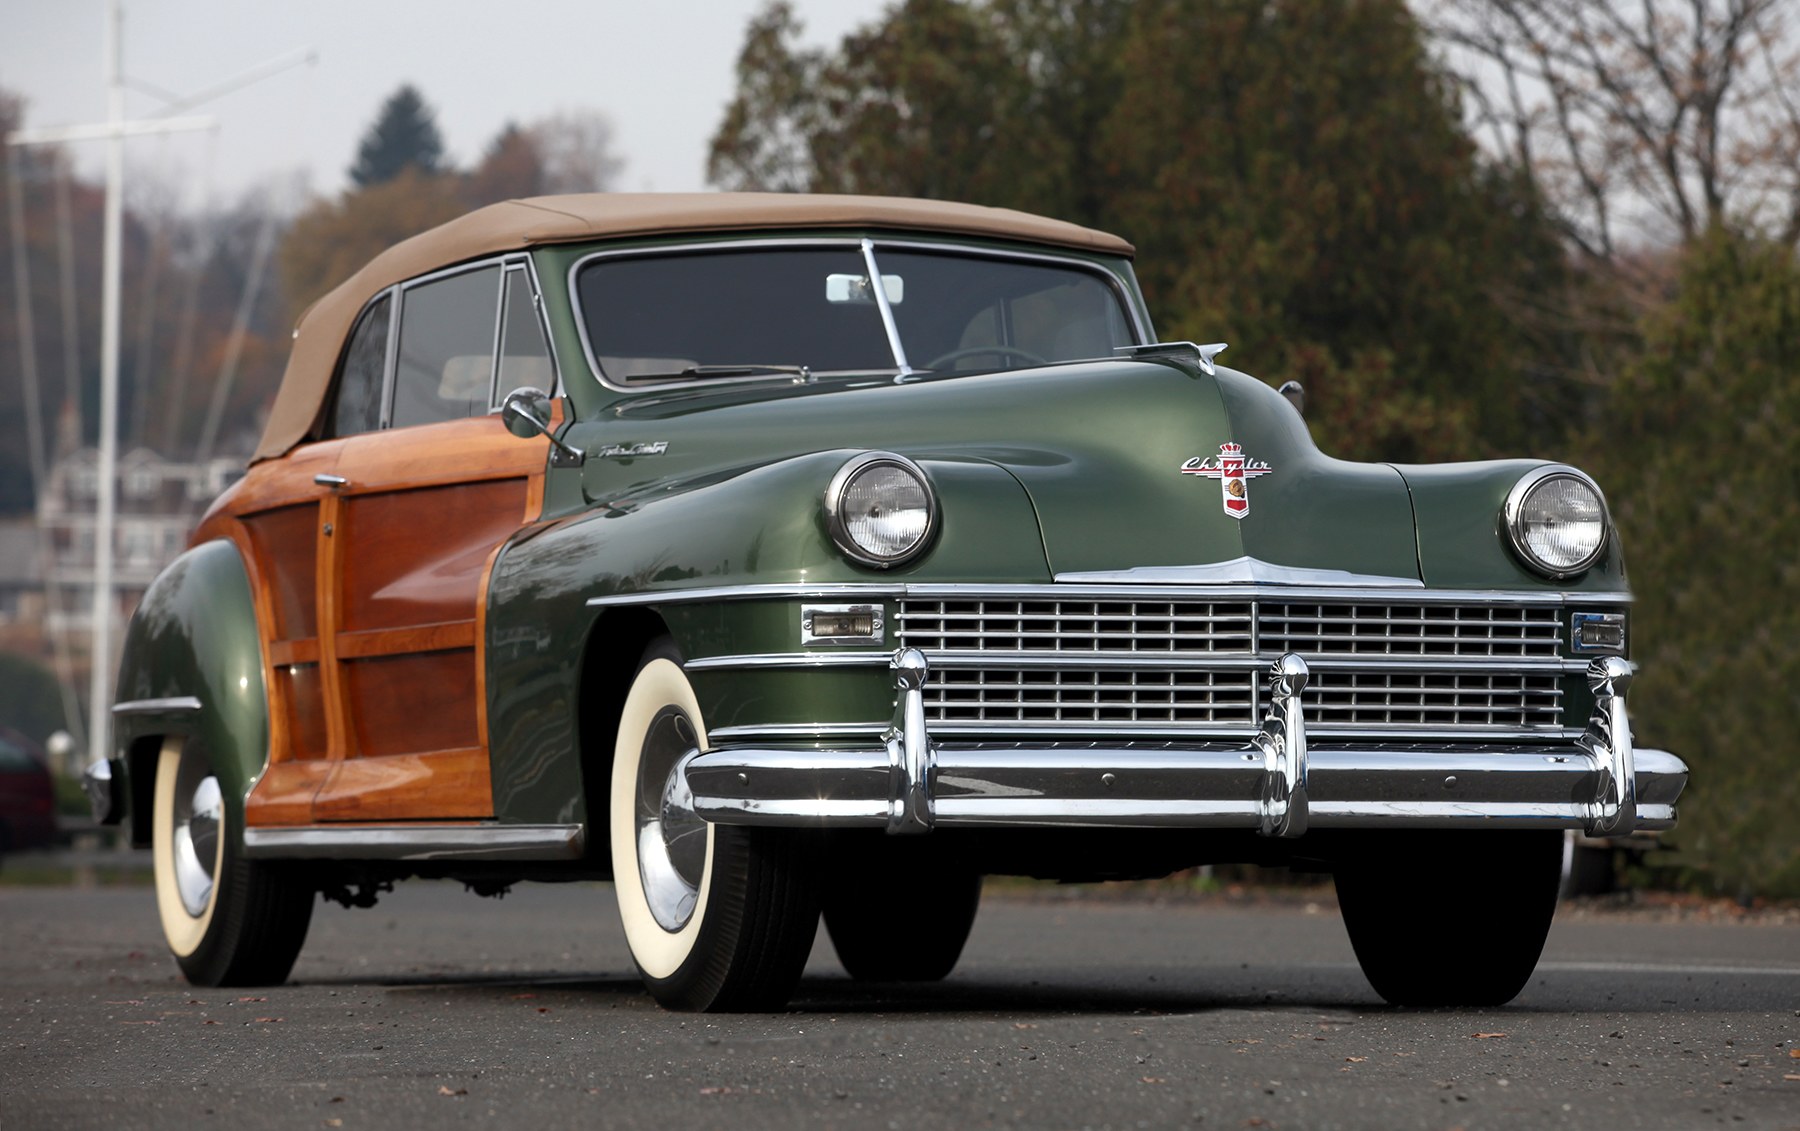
xmin=930 ymin=667 xmax=1256 ymax=727
xmin=899 ymin=595 xmax=1567 ymax=734
xmin=1262 ymin=602 xmax=1562 ymax=658
xmin=897 ymin=598 xmax=1253 ymax=654
xmin=1305 ymin=671 xmax=1562 ymax=728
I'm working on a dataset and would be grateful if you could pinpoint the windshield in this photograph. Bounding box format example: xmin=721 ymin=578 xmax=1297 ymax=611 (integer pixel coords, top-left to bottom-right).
xmin=574 ymin=243 xmax=1137 ymax=384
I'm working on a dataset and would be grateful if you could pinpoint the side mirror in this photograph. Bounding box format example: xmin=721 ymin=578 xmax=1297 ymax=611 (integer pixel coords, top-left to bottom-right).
xmin=500 ymin=386 xmax=583 ymax=467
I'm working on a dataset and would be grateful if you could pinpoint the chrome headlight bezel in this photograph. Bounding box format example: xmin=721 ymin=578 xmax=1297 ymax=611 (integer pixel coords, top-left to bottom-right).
xmin=1503 ymin=465 xmax=1611 ymax=579
xmin=825 ymin=451 xmax=937 ymax=569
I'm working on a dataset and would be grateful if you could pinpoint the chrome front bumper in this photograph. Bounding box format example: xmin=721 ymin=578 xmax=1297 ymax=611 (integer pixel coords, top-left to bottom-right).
xmin=684 ymin=650 xmax=1686 ymax=837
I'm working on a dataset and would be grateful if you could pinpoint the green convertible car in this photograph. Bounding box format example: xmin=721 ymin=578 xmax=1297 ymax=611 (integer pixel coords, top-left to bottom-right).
xmin=87 ymin=193 xmax=1685 ymax=1010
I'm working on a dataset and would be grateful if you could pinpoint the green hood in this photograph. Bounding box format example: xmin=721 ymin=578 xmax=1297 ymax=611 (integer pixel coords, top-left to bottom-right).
xmin=597 ymin=360 xmax=1421 ymax=582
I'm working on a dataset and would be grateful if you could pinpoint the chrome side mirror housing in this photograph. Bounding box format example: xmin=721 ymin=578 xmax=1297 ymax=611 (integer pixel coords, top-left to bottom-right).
xmin=501 ymin=386 xmax=583 ymax=467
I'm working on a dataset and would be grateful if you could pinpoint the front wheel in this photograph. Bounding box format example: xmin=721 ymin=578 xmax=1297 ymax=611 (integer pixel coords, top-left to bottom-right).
xmin=1333 ymin=829 xmax=1562 ymax=1007
xmin=152 ymin=736 xmax=313 ymax=986
xmin=610 ymin=639 xmax=821 ymax=1011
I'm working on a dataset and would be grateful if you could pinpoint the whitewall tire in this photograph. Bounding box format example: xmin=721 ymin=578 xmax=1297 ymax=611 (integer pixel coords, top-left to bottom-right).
xmin=610 ymin=638 xmax=821 ymax=1011
xmin=150 ymin=736 xmax=313 ymax=986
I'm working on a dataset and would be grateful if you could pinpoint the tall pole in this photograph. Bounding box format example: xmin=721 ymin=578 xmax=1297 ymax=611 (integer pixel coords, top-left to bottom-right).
xmin=6 ymin=6 xmax=307 ymax=769
xmin=87 ymin=0 xmax=124 ymax=765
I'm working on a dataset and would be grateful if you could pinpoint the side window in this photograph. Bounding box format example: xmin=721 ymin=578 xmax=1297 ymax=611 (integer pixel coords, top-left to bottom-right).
xmin=497 ymin=268 xmax=554 ymax=391
xmin=391 ymin=265 xmax=502 ymax=429
xmin=329 ymin=293 xmax=391 ymax=438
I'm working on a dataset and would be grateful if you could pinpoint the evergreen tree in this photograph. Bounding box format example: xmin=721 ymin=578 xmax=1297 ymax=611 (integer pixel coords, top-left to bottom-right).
xmin=708 ymin=0 xmax=1569 ymax=463
xmin=1578 ymin=229 xmax=1800 ymax=899
xmin=348 ymin=85 xmax=445 ymax=188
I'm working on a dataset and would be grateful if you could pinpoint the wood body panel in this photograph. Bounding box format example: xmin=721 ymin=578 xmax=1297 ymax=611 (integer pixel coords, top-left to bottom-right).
xmin=336 ymin=479 xmax=528 ymax=633
xmin=340 ymin=650 xmax=480 ymax=759
xmin=243 ymin=761 xmax=333 ymax=827
xmin=239 ymin=505 xmax=320 ymax=639
xmin=205 ymin=415 xmax=548 ymax=829
xmin=310 ymin=749 xmax=493 ymax=821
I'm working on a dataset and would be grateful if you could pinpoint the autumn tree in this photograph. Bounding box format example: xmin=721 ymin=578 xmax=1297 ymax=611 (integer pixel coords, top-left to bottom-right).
xmin=464 ymin=112 xmax=626 ymax=207
xmin=349 ymin=84 xmax=446 ymax=188
xmin=278 ymin=167 xmax=466 ymax=320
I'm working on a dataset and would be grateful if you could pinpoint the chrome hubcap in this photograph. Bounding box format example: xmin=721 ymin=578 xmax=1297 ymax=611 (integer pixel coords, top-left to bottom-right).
xmin=635 ymin=707 xmax=708 ymax=932
xmin=173 ymin=772 xmax=222 ymax=918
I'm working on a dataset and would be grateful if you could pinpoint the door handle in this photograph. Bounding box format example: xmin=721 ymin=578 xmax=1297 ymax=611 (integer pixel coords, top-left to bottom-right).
xmin=314 ymin=473 xmax=349 ymax=489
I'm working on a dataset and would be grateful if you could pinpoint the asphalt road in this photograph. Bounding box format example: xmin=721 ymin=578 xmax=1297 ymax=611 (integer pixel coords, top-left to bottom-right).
xmin=2 ymin=879 xmax=1797 ymax=1130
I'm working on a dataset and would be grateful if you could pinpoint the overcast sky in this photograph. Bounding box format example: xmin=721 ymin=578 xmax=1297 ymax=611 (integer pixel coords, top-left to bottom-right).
xmin=2 ymin=0 xmax=893 ymax=211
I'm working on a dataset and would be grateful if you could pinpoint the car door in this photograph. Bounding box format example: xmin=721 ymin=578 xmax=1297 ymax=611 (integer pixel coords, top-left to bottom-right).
xmin=234 ymin=291 xmax=392 ymax=828
xmin=306 ymin=261 xmax=555 ymax=822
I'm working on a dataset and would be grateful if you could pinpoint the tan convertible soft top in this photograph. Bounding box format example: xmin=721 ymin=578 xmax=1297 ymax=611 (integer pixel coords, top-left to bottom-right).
xmin=252 ymin=192 xmax=1136 ymax=463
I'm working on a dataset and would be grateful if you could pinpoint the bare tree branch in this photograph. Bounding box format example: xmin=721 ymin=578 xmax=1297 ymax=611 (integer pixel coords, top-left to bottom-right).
xmin=1422 ymin=0 xmax=1800 ymax=253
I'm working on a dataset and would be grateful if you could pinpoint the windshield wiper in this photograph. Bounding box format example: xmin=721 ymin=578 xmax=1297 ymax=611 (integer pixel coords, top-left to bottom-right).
xmin=633 ymin=363 xmax=813 ymax=382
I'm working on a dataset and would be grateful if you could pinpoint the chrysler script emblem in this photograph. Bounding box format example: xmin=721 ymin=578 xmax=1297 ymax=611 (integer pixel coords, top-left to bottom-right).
xmin=1181 ymin=442 xmax=1272 ymax=519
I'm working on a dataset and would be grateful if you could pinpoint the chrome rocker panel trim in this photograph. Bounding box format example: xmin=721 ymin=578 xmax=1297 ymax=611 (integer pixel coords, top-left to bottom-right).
xmin=683 ymin=652 xmax=1684 ymax=837
xmin=242 ymin=823 xmax=585 ymax=861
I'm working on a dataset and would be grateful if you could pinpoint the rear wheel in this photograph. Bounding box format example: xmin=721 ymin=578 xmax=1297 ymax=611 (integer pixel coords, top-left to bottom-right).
xmin=610 ymin=639 xmax=821 ymax=1011
xmin=152 ymin=736 xmax=313 ymax=986
xmin=824 ymin=843 xmax=981 ymax=981
xmin=1333 ymin=829 xmax=1561 ymax=1007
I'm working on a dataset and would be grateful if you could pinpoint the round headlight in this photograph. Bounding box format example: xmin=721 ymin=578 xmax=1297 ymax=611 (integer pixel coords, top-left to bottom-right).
xmin=1504 ymin=467 xmax=1609 ymax=578
xmin=826 ymin=452 xmax=936 ymax=568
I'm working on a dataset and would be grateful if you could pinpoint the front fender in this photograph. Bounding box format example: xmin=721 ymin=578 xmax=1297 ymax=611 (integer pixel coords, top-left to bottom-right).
xmin=482 ymin=448 xmax=1048 ymax=825
xmin=1397 ymin=460 xmax=1629 ymax=592
xmin=113 ymin=539 xmax=268 ymax=845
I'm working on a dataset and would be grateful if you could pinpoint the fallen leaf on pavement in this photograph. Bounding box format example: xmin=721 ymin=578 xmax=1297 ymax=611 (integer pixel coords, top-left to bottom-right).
xmin=1471 ymin=1033 xmax=1507 ymax=1040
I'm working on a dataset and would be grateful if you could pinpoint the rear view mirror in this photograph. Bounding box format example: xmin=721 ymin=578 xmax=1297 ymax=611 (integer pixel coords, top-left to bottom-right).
xmin=826 ymin=273 xmax=904 ymax=305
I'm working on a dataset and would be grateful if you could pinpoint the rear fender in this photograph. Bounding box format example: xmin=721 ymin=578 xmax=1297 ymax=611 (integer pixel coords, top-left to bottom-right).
xmin=112 ymin=539 xmax=268 ymax=846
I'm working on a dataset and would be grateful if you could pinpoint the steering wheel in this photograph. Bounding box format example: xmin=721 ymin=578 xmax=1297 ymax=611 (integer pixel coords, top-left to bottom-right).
xmin=923 ymin=345 xmax=1048 ymax=371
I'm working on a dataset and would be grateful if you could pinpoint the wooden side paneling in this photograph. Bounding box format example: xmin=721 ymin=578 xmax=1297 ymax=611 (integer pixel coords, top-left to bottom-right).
xmin=244 ymin=761 xmax=333 ymax=827
xmin=336 ymin=479 xmax=528 ymax=633
xmin=310 ymin=748 xmax=493 ymax=820
xmin=275 ymin=662 xmax=329 ymax=761
xmin=340 ymin=650 xmax=481 ymax=764
xmin=239 ymin=504 xmax=320 ymax=639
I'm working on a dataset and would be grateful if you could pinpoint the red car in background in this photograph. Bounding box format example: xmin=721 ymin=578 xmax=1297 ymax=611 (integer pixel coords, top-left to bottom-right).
xmin=0 ymin=727 xmax=56 ymax=855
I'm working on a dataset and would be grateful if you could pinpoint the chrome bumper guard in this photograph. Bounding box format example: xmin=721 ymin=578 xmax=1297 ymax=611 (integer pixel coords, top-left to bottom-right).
xmin=684 ymin=650 xmax=1685 ymax=837
xmin=83 ymin=758 xmax=127 ymax=825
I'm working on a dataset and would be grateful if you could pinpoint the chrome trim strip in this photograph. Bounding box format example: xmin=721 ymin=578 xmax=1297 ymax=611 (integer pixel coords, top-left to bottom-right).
xmin=588 ymin=580 xmax=1628 ymax=609
xmin=685 ymin=651 xmax=1581 ymax=674
xmin=905 ymin=582 xmax=1613 ymax=604
xmin=112 ymin=696 xmax=203 ymax=716
xmin=588 ymin=583 xmax=900 ymax=608
xmin=707 ymin=722 xmax=889 ymax=741
xmin=921 ymin=722 xmax=1577 ymax=740
xmin=1057 ymin=557 xmax=1424 ymax=588
xmin=685 ymin=653 xmax=892 ymax=671
xmin=922 ymin=654 xmax=1583 ymax=674
xmin=241 ymin=823 xmax=585 ymax=861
